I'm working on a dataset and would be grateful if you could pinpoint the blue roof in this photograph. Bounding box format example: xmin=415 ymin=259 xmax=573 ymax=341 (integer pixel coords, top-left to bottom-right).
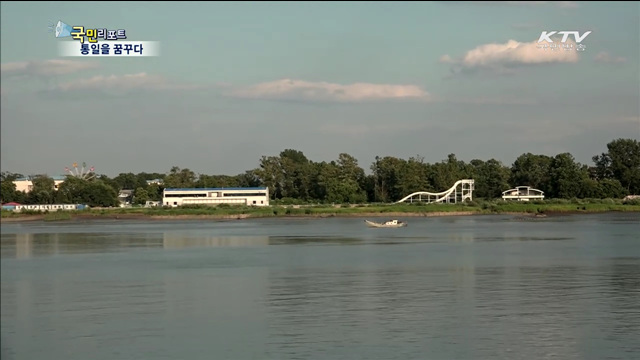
xmin=164 ymin=187 xmax=267 ymax=191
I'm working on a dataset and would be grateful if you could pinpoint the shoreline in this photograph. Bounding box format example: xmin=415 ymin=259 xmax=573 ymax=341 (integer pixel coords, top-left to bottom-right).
xmin=1 ymin=208 xmax=637 ymax=223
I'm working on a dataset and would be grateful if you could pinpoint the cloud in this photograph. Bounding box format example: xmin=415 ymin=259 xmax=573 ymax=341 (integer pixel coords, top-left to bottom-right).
xmin=593 ymin=52 xmax=627 ymax=64
xmin=441 ymin=39 xmax=580 ymax=75
xmin=51 ymin=72 xmax=201 ymax=93
xmin=227 ymin=79 xmax=431 ymax=103
xmin=1 ymin=59 xmax=98 ymax=78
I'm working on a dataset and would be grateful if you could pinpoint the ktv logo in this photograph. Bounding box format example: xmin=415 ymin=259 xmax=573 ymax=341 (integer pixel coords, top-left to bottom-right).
xmin=536 ymin=30 xmax=592 ymax=52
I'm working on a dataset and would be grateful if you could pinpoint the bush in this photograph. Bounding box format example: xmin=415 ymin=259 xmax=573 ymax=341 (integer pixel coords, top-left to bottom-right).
xmin=623 ymin=198 xmax=640 ymax=205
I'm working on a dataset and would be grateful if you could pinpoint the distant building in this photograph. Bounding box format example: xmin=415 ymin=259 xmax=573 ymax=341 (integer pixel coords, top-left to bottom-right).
xmin=163 ymin=187 xmax=269 ymax=207
xmin=146 ymin=179 xmax=164 ymax=186
xmin=13 ymin=175 xmax=67 ymax=193
xmin=118 ymin=189 xmax=134 ymax=206
xmin=502 ymin=186 xmax=545 ymax=201
xmin=145 ymin=201 xmax=161 ymax=208
xmin=2 ymin=204 xmax=88 ymax=212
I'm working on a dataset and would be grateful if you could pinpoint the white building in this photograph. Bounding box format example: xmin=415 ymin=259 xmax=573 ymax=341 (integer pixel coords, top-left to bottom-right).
xmin=13 ymin=175 xmax=66 ymax=193
xmin=501 ymin=186 xmax=545 ymax=201
xmin=162 ymin=187 xmax=269 ymax=207
xmin=118 ymin=190 xmax=134 ymax=207
xmin=146 ymin=179 xmax=164 ymax=186
xmin=1 ymin=204 xmax=89 ymax=212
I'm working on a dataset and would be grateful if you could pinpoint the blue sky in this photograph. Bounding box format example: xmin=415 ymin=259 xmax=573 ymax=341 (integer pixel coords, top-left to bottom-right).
xmin=1 ymin=1 xmax=638 ymax=177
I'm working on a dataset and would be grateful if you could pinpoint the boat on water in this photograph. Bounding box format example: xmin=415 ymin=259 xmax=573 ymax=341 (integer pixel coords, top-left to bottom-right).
xmin=364 ymin=219 xmax=407 ymax=228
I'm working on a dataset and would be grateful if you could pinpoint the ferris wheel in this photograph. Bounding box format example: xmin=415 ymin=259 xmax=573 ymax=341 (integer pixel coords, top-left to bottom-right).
xmin=65 ymin=162 xmax=96 ymax=180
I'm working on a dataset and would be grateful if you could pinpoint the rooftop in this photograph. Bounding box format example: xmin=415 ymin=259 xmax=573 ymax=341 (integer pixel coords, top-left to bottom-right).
xmin=164 ymin=187 xmax=267 ymax=192
xmin=15 ymin=175 xmax=67 ymax=181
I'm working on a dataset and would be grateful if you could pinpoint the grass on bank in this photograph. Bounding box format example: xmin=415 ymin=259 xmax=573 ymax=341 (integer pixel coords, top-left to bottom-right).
xmin=2 ymin=198 xmax=639 ymax=220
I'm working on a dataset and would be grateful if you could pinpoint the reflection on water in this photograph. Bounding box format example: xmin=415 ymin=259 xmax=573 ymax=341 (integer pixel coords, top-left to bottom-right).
xmin=2 ymin=233 xmax=276 ymax=259
xmin=1 ymin=213 xmax=640 ymax=359
xmin=162 ymin=234 xmax=270 ymax=248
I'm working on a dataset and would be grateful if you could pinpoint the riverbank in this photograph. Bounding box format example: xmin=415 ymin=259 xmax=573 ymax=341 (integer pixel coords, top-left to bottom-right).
xmin=2 ymin=202 xmax=639 ymax=223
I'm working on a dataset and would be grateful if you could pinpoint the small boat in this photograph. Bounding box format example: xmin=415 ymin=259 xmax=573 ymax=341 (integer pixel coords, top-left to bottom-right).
xmin=364 ymin=219 xmax=407 ymax=228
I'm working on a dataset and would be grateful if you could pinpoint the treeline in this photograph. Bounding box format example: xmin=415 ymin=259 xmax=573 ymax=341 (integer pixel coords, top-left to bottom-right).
xmin=1 ymin=138 xmax=638 ymax=207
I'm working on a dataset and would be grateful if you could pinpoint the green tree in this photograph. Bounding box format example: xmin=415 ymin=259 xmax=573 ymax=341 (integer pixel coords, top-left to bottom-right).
xmin=255 ymin=156 xmax=285 ymax=199
xmin=0 ymin=172 xmax=23 ymax=182
xmin=395 ymin=156 xmax=431 ymax=198
xmin=279 ymin=149 xmax=313 ymax=200
xmin=0 ymin=180 xmax=18 ymax=203
xmin=598 ymin=178 xmax=627 ymax=199
xmin=26 ymin=176 xmax=55 ymax=204
xmin=84 ymin=181 xmax=119 ymax=207
xmin=146 ymin=184 xmax=162 ymax=201
xmin=371 ymin=156 xmax=406 ymax=202
xmin=429 ymin=154 xmax=470 ymax=196
xmin=592 ymin=138 xmax=640 ymax=194
xmin=164 ymin=166 xmax=196 ymax=188
xmin=112 ymin=172 xmax=138 ymax=190
xmin=56 ymin=176 xmax=119 ymax=207
xmin=133 ymin=187 xmax=149 ymax=205
xmin=548 ymin=153 xmax=585 ymax=198
xmin=236 ymin=170 xmax=262 ymax=188
xmin=472 ymin=159 xmax=511 ymax=199
xmin=579 ymin=178 xmax=602 ymax=198
xmin=510 ymin=153 xmax=553 ymax=193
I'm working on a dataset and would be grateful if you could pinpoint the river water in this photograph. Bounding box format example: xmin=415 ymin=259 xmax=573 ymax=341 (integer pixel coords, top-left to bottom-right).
xmin=1 ymin=213 xmax=639 ymax=360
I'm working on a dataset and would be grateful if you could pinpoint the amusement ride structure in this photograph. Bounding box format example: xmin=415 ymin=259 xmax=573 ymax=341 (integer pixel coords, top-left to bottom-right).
xmin=395 ymin=179 xmax=475 ymax=204
xmin=64 ymin=162 xmax=96 ymax=180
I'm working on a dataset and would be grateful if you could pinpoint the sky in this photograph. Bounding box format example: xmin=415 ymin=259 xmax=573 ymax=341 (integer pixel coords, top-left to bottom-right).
xmin=1 ymin=1 xmax=639 ymax=178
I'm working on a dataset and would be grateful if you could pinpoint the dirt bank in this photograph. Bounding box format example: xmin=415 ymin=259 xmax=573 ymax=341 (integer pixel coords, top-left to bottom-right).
xmin=0 ymin=215 xmax=45 ymax=223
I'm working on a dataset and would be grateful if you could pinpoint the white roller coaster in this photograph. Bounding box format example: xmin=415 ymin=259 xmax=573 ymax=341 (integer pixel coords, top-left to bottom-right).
xmin=396 ymin=179 xmax=475 ymax=204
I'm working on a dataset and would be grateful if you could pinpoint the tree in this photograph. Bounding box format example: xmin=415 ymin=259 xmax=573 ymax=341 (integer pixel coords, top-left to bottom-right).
xmin=396 ymin=156 xmax=431 ymax=198
xmin=133 ymin=187 xmax=150 ymax=205
xmin=26 ymin=176 xmax=55 ymax=204
xmin=371 ymin=156 xmax=405 ymax=202
xmin=84 ymin=181 xmax=119 ymax=207
xmin=429 ymin=154 xmax=467 ymax=195
xmin=471 ymin=159 xmax=511 ymax=199
xmin=548 ymin=153 xmax=586 ymax=198
xmin=279 ymin=149 xmax=313 ymax=200
xmin=164 ymin=166 xmax=196 ymax=188
xmin=593 ymin=138 xmax=640 ymax=194
xmin=0 ymin=180 xmax=18 ymax=203
xmin=598 ymin=178 xmax=627 ymax=199
xmin=112 ymin=172 xmax=138 ymax=190
xmin=56 ymin=176 xmax=119 ymax=207
xmin=0 ymin=172 xmax=23 ymax=182
xmin=255 ymin=156 xmax=284 ymax=199
xmin=146 ymin=184 xmax=162 ymax=201
xmin=236 ymin=170 xmax=262 ymax=188
xmin=510 ymin=153 xmax=553 ymax=194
